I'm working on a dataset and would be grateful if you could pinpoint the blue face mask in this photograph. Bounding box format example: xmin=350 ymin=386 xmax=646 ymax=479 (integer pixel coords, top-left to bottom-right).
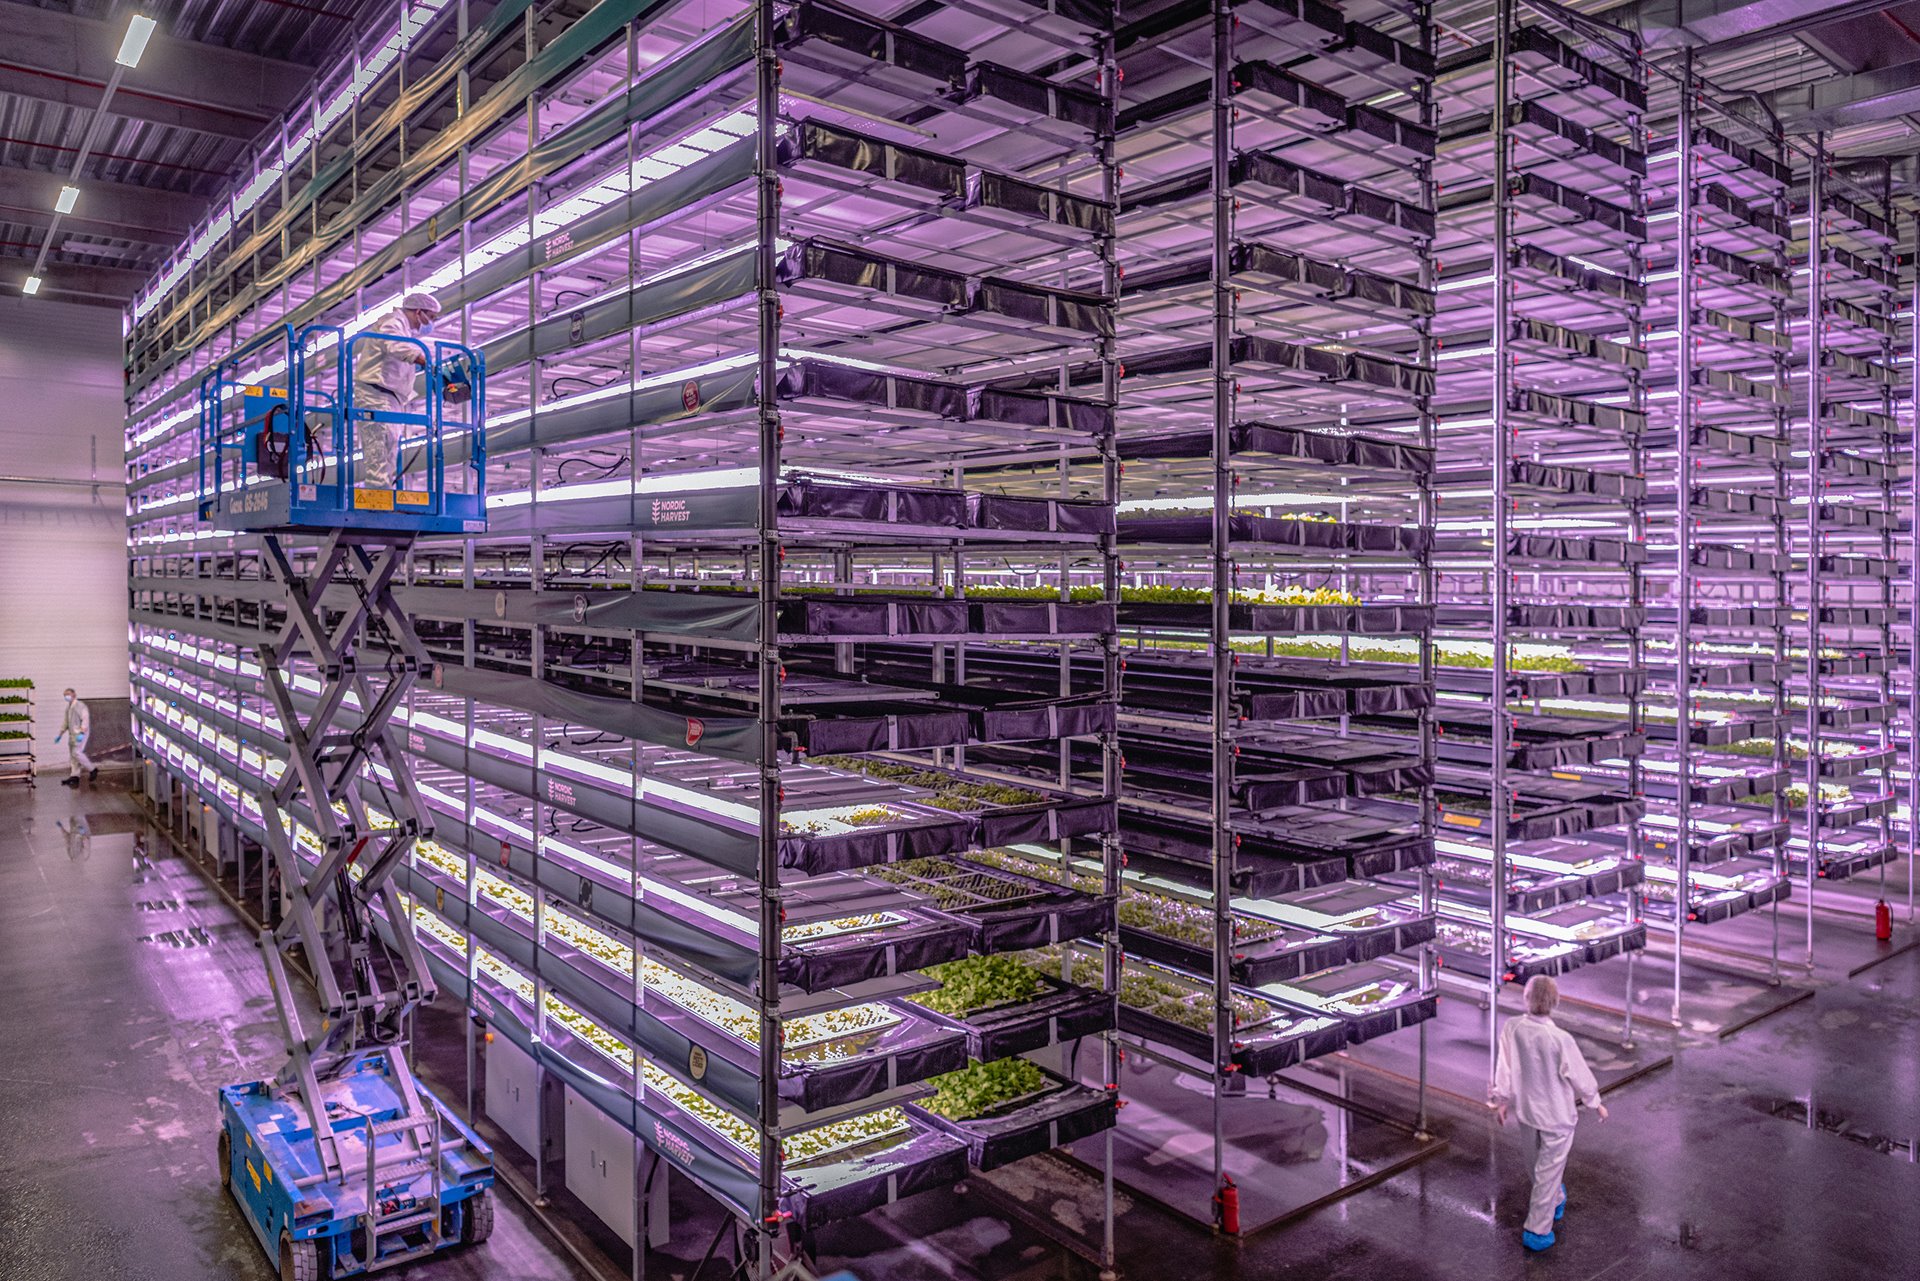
xmin=415 ymin=318 xmax=435 ymax=336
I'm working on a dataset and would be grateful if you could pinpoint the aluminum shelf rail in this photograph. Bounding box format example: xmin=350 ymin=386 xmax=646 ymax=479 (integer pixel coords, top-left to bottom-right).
xmin=1631 ymin=57 xmax=1795 ymax=1010
xmin=125 ymin=2 xmax=1130 ymax=1274
xmin=1431 ymin=1 xmax=1648 ymax=1052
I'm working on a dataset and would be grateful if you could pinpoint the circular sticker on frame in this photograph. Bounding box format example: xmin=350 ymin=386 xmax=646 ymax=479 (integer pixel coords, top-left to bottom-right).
xmin=572 ymin=594 xmax=588 ymax=623
xmin=688 ymin=1045 xmax=708 ymax=1081
xmin=681 ymin=380 xmax=700 ymax=413
xmin=493 ymin=591 xmax=507 ymax=619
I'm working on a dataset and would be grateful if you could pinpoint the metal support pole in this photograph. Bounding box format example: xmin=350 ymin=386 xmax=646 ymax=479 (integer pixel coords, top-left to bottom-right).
xmin=1414 ymin=0 xmax=1438 ymax=1137
xmin=1095 ymin=17 xmax=1121 ymax=1275
xmin=1208 ymin=0 xmax=1236 ymax=1211
xmin=1488 ymin=0 xmax=1514 ymax=1083
xmin=754 ymin=2 xmax=783 ymax=1272
xmin=1672 ymin=53 xmax=1695 ymax=1023
xmin=1910 ymin=206 xmax=1920 ymax=924
xmin=1805 ymin=135 xmax=1826 ymax=967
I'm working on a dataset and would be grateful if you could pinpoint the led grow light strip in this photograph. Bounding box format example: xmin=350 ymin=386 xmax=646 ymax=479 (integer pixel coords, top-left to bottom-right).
xmin=131 ymin=102 xmax=756 ymax=434
xmin=132 ymin=0 xmax=456 ymax=324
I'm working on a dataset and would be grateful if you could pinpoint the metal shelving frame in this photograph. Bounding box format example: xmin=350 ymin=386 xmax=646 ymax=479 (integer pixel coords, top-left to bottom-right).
xmin=123 ymin=3 xmax=1129 ymax=1276
xmin=1794 ymin=143 xmax=1905 ymax=943
xmin=1089 ymin=0 xmax=1442 ymax=1231
xmin=1638 ymin=53 xmax=1798 ymax=1015
xmin=1431 ymin=0 xmax=1651 ymax=1061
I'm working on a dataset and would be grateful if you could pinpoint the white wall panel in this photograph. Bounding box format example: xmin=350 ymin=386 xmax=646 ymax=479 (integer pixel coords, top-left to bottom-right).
xmin=0 ymin=294 xmax=128 ymax=768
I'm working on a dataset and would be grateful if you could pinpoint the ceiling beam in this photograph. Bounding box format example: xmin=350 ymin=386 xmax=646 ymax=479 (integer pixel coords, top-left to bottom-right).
xmin=0 ymin=1 xmax=310 ymax=143
xmin=1762 ymin=58 xmax=1920 ymax=132
xmin=0 ymin=210 xmax=173 ymax=258
xmin=0 ymin=165 xmax=203 ymax=241
xmin=1600 ymin=0 xmax=1895 ymax=53
xmin=0 ymin=252 xmax=145 ymax=304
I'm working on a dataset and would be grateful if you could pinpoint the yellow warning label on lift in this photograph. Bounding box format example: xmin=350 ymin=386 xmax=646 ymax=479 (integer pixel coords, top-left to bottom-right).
xmin=247 ymin=1160 xmax=261 ymax=1193
xmin=353 ymin=489 xmax=395 ymax=511
xmin=242 ymin=385 xmax=287 ymax=398
xmin=396 ymin=491 xmax=430 ymax=506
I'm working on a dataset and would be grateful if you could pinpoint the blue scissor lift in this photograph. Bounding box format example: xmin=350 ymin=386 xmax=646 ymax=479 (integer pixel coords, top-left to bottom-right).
xmin=200 ymin=323 xmax=495 ymax=1281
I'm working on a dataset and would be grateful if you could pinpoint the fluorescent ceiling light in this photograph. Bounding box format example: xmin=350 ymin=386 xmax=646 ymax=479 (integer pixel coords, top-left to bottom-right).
xmin=21 ymin=276 xmax=40 ymax=296
xmin=55 ymin=186 xmax=79 ymax=214
xmin=116 ymin=14 xmax=157 ymax=68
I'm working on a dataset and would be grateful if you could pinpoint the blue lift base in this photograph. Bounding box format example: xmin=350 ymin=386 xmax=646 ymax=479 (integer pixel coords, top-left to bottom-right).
xmin=219 ymin=1051 xmax=494 ymax=1279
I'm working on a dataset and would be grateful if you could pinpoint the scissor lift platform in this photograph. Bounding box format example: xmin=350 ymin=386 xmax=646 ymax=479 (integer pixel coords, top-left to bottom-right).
xmin=199 ymin=321 xmax=487 ymax=537
xmin=219 ymin=1052 xmax=494 ymax=1280
xmin=198 ymin=316 xmax=494 ymax=1279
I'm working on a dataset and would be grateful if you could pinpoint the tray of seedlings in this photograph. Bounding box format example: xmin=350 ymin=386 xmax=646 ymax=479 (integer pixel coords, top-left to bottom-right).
xmin=903 ymin=952 xmax=1116 ymax=1063
xmin=905 ymin=1057 xmax=1118 ymax=1171
xmin=864 ymin=849 xmax=1114 ymax=952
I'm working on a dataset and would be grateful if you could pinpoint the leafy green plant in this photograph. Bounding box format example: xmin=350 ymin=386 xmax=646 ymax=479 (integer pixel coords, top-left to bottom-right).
xmin=0 ymin=730 xmax=29 ymax=741
xmin=922 ymin=1058 xmax=1048 ymax=1120
xmin=911 ymin=954 xmax=1045 ymax=1017
xmin=0 ymin=678 xmax=32 ymax=688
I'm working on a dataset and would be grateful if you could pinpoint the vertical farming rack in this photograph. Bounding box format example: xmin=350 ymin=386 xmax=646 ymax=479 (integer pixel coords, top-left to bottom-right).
xmin=1793 ymin=145 xmax=1906 ymax=932
xmin=1638 ymin=54 xmax=1798 ymax=1009
xmin=126 ymin=2 xmax=1134 ymax=1275
xmin=1430 ymin=0 xmax=1651 ymax=1048
xmin=1086 ymin=0 xmax=1442 ymax=1228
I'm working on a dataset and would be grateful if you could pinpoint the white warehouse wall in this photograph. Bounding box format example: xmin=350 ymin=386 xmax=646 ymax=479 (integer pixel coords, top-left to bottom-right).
xmin=0 ymin=293 xmax=130 ymax=771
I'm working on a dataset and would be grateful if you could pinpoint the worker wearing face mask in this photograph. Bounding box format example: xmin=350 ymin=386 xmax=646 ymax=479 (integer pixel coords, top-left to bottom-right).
xmin=54 ymin=688 xmax=95 ymax=787
xmin=352 ymin=290 xmax=442 ymax=490
xmin=1491 ymin=975 xmax=1607 ymax=1252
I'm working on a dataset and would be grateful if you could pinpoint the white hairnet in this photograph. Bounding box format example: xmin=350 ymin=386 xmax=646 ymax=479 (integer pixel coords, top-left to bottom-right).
xmin=400 ymin=291 xmax=441 ymax=317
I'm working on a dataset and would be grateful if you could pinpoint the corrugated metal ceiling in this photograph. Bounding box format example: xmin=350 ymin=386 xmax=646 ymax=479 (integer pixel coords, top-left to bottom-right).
xmin=0 ymin=0 xmax=382 ymax=303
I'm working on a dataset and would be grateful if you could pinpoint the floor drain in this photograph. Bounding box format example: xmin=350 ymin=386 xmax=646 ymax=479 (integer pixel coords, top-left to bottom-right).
xmin=138 ymin=927 xmax=214 ymax=948
xmin=1755 ymin=1097 xmax=1918 ymax=1160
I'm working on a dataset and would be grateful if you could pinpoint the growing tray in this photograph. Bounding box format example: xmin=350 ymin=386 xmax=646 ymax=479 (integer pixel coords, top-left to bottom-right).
xmin=870 ymin=855 xmax=1116 ymax=954
xmin=1119 ymin=512 xmax=1431 ymax=555
xmin=908 ymin=975 xmax=1117 ymax=1063
xmin=1119 ymin=913 xmax=1349 ymax=988
xmin=1260 ymin=959 xmax=1434 ymax=1044
xmin=907 ymin=1073 xmax=1117 ymax=1171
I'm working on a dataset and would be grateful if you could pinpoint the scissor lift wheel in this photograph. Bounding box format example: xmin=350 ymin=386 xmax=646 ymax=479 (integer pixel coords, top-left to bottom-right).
xmin=280 ymin=1233 xmax=321 ymax=1281
xmin=219 ymin=1128 xmax=232 ymax=1191
xmin=453 ymin=1189 xmax=494 ymax=1246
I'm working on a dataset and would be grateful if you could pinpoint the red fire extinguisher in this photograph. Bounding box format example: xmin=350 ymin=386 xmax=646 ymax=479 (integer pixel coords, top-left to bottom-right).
xmin=1875 ymin=899 xmax=1892 ymax=941
xmin=1214 ymin=1175 xmax=1241 ymax=1235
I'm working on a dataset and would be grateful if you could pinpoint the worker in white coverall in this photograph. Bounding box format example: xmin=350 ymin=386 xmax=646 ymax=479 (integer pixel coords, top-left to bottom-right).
xmin=352 ymin=291 xmax=442 ymax=489
xmin=1491 ymin=975 xmax=1607 ymax=1253
xmin=54 ymin=688 xmax=95 ymax=787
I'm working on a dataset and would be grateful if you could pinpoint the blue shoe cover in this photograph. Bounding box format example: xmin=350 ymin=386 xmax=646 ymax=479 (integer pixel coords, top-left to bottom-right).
xmin=1523 ymin=1230 xmax=1556 ymax=1252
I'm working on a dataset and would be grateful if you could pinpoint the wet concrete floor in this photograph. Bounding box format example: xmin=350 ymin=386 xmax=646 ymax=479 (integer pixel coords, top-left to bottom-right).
xmin=4 ymin=778 xmax=1916 ymax=1280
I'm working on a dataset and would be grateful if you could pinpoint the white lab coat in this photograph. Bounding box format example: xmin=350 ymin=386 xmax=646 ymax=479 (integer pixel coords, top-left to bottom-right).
xmin=352 ymin=309 xmax=428 ymax=488
xmin=1492 ymin=1013 xmax=1601 ymax=1236
xmin=61 ymin=697 xmax=94 ymax=777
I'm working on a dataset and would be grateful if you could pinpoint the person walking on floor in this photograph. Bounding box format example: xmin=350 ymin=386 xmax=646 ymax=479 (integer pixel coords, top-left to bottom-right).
xmin=54 ymin=688 xmax=96 ymax=787
xmin=1491 ymin=975 xmax=1606 ymax=1252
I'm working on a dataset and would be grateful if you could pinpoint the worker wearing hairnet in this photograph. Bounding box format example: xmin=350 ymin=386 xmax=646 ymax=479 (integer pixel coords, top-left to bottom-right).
xmin=54 ymin=687 xmax=95 ymax=787
xmin=1491 ymin=975 xmax=1607 ymax=1252
xmin=352 ymin=290 xmax=441 ymax=489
